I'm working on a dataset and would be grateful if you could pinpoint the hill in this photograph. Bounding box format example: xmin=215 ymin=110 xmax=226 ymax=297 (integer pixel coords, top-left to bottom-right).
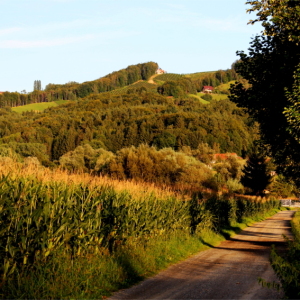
xmin=0 ymin=62 xmax=239 ymax=111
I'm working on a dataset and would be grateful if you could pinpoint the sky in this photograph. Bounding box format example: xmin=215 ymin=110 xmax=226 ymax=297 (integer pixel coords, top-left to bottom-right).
xmin=0 ymin=0 xmax=263 ymax=93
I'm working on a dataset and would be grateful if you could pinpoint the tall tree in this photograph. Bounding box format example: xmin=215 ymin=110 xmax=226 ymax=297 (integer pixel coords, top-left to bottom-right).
xmin=241 ymin=146 xmax=272 ymax=196
xmin=33 ymin=80 xmax=42 ymax=91
xmin=230 ymin=0 xmax=300 ymax=186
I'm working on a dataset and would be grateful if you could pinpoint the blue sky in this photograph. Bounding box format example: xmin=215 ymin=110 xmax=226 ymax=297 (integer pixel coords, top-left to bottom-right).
xmin=0 ymin=0 xmax=263 ymax=93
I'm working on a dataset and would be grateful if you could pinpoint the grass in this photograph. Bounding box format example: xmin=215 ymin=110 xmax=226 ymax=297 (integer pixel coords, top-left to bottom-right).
xmin=11 ymin=100 xmax=69 ymax=113
xmin=211 ymin=94 xmax=229 ymax=101
xmin=214 ymin=80 xmax=236 ymax=92
xmin=188 ymin=94 xmax=209 ymax=104
xmin=259 ymin=209 xmax=300 ymax=299
xmin=193 ymin=93 xmax=228 ymax=103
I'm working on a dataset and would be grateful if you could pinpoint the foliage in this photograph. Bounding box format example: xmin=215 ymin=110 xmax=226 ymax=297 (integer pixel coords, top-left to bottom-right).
xmin=108 ymin=145 xmax=214 ymax=187
xmin=230 ymin=0 xmax=300 ymax=186
xmin=59 ymin=144 xmax=248 ymax=190
xmin=241 ymin=146 xmax=272 ymax=196
xmin=201 ymin=93 xmax=213 ymax=101
xmin=110 ymin=81 xmax=157 ymax=95
xmin=283 ymin=64 xmax=300 ymax=143
xmin=269 ymin=174 xmax=299 ymax=198
xmin=0 ymin=92 xmax=257 ymax=164
xmin=246 ymin=0 xmax=300 ymax=44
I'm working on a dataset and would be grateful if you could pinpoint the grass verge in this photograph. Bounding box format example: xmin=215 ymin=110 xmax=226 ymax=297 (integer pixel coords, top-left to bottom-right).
xmin=1 ymin=208 xmax=281 ymax=299
xmin=259 ymin=208 xmax=300 ymax=299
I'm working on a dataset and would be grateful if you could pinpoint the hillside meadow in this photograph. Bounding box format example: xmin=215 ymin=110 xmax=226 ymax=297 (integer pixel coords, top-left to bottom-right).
xmin=11 ymin=100 xmax=69 ymax=113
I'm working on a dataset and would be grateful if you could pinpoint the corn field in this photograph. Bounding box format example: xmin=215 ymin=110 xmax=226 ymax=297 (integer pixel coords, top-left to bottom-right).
xmin=0 ymin=172 xmax=280 ymax=282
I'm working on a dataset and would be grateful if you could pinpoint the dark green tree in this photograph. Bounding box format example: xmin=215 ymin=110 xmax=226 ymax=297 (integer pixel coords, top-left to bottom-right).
xmin=241 ymin=147 xmax=272 ymax=196
xmin=152 ymin=132 xmax=176 ymax=149
xmin=230 ymin=0 xmax=300 ymax=186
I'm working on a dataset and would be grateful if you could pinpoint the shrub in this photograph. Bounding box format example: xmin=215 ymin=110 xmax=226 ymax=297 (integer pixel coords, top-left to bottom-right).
xmin=201 ymin=93 xmax=213 ymax=101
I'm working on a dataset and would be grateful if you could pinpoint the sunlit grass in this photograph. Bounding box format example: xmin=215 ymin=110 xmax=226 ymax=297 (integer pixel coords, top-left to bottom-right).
xmin=11 ymin=101 xmax=69 ymax=113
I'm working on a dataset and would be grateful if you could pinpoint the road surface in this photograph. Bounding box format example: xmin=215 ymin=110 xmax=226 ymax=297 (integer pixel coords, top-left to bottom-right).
xmin=109 ymin=210 xmax=294 ymax=300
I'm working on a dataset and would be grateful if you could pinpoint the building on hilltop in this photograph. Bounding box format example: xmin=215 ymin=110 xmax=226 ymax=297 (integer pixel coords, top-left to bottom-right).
xmin=156 ymin=68 xmax=166 ymax=74
xmin=202 ymin=86 xmax=214 ymax=93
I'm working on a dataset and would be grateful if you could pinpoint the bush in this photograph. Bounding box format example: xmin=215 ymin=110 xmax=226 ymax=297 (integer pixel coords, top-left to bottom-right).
xmin=201 ymin=93 xmax=213 ymax=101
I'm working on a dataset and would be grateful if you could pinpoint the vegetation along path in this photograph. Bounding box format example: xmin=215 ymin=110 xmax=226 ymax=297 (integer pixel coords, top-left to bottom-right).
xmin=109 ymin=210 xmax=294 ymax=300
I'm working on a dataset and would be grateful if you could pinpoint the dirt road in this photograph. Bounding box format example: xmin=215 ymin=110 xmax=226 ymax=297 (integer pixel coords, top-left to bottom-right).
xmin=148 ymin=74 xmax=159 ymax=84
xmin=109 ymin=210 xmax=294 ymax=300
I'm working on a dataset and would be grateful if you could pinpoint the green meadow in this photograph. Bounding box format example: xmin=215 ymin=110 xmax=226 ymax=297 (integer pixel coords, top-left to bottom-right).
xmin=12 ymin=100 xmax=68 ymax=113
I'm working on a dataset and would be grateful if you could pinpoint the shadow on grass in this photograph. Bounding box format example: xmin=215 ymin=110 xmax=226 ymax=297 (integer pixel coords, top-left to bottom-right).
xmin=220 ymin=225 xmax=243 ymax=239
xmin=198 ymin=237 xmax=215 ymax=248
xmin=115 ymin=252 xmax=145 ymax=288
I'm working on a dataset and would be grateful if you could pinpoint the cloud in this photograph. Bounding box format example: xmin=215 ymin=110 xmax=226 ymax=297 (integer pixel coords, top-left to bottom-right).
xmin=0 ymin=27 xmax=22 ymax=36
xmin=0 ymin=29 xmax=139 ymax=49
xmin=166 ymin=3 xmax=186 ymax=10
xmin=48 ymin=0 xmax=76 ymax=2
xmin=0 ymin=34 xmax=95 ymax=48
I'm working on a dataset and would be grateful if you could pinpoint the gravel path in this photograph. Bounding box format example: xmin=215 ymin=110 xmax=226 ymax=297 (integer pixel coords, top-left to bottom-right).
xmin=109 ymin=210 xmax=294 ymax=300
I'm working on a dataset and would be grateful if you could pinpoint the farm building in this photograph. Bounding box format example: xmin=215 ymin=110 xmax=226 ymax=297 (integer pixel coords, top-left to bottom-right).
xmin=202 ymin=86 xmax=214 ymax=93
xmin=156 ymin=68 xmax=166 ymax=74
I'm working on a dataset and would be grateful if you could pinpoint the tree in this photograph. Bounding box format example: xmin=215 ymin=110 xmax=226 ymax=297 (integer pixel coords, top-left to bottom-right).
xmin=230 ymin=0 xmax=300 ymax=186
xmin=283 ymin=64 xmax=300 ymax=143
xmin=241 ymin=146 xmax=272 ymax=196
xmin=246 ymin=0 xmax=300 ymax=44
xmin=33 ymin=80 xmax=42 ymax=91
xmin=152 ymin=131 xmax=176 ymax=149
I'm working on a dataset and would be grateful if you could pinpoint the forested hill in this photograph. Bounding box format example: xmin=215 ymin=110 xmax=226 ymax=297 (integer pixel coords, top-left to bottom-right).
xmin=0 ymin=90 xmax=256 ymax=166
xmin=0 ymin=62 xmax=158 ymax=107
xmin=0 ymin=61 xmax=239 ymax=107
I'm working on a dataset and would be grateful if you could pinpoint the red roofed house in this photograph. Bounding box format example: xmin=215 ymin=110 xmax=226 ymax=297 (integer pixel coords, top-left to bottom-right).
xmin=202 ymin=86 xmax=214 ymax=93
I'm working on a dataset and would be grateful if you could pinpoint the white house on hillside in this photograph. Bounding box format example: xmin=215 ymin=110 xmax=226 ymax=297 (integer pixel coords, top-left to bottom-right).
xmin=156 ymin=68 xmax=166 ymax=74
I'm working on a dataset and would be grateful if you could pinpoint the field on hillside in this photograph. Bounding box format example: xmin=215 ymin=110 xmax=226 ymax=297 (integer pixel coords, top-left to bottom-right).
xmin=188 ymin=94 xmax=209 ymax=104
xmin=214 ymin=80 xmax=236 ymax=93
xmin=211 ymin=94 xmax=229 ymax=100
xmin=154 ymin=73 xmax=183 ymax=82
xmin=12 ymin=100 xmax=69 ymax=113
xmin=185 ymin=71 xmax=216 ymax=80
xmin=195 ymin=93 xmax=229 ymax=102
